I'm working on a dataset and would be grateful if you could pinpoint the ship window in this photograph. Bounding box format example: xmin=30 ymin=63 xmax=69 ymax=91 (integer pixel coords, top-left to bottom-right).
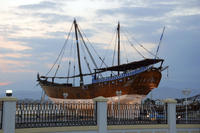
xmin=104 ymin=82 xmax=108 ymax=85
xmin=119 ymin=79 xmax=123 ymax=82
xmin=127 ymin=77 xmax=130 ymax=80
xmin=112 ymin=81 xmax=115 ymax=84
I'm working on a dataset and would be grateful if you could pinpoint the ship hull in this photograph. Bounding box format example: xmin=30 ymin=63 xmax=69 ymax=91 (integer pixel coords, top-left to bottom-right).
xmin=38 ymin=69 xmax=162 ymax=100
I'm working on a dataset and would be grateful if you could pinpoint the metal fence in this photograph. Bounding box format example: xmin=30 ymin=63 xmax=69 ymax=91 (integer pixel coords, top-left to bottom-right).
xmin=176 ymin=103 xmax=200 ymax=124
xmin=0 ymin=101 xmax=3 ymax=129
xmin=107 ymin=103 xmax=167 ymax=125
xmin=13 ymin=101 xmax=200 ymax=128
xmin=15 ymin=102 xmax=97 ymax=128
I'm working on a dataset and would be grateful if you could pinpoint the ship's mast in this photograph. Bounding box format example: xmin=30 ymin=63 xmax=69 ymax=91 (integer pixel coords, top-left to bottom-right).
xmin=74 ymin=19 xmax=83 ymax=86
xmin=117 ymin=22 xmax=120 ymax=75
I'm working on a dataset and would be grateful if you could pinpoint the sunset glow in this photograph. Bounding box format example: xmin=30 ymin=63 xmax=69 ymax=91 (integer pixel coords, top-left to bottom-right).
xmin=0 ymin=0 xmax=199 ymax=99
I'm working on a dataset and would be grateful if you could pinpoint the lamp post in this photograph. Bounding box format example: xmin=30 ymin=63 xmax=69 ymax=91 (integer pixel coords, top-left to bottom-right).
xmin=182 ymin=89 xmax=191 ymax=123
xmin=63 ymin=93 xmax=68 ymax=111
xmin=116 ymin=90 xmax=122 ymax=119
xmin=111 ymin=97 xmax=114 ymax=117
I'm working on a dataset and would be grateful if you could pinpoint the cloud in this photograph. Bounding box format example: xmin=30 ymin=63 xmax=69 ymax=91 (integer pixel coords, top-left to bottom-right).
xmin=97 ymin=6 xmax=173 ymax=18
xmin=0 ymin=59 xmax=32 ymax=68
xmin=0 ymin=59 xmax=34 ymax=73
xmin=0 ymin=36 xmax=32 ymax=51
xmin=0 ymin=53 xmax=31 ymax=58
xmin=3 ymin=69 xmax=35 ymax=73
xmin=168 ymin=8 xmax=200 ymax=17
xmin=17 ymin=1 xmax=86 ymax=24
xmin=19 ymin=1 xmax=62 ymax=11
xmin=32 ymin=13 xmax=72 ymax=24
xmin=0 ymin=82 xmax=11 ymax=86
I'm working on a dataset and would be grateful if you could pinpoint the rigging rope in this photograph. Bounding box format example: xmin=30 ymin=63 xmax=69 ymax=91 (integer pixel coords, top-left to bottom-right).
xmin=84 ymin=57 xmax=92 ymax=73
xmin=66 ymin=33 xmax=74 ymax=83
xmin=72 ymin=31 xmax=77 ymax=85
xmin=67 ymin=61 xmax=71 ymax=83
xmin=54 ymin=65 xmax=60 ymax=77
xmin=78 ymin=25 xmax=115 ymax=78
xmin=99 ymin=57 xmax=105 ymax=68
xmin=112 ymin=31 xmax=118 ymax=66
xmin=122 ymin=34 xmax=129 ymax=63
xmin=78 ymin=25 xmax=109 ymax=68
xmin=54 ymin=44 xmax=66 ymax=77
xmin=79 ymin=37 xmax=92 ymax=74
xmin=77 ymin=27 xmax=98 ymax=69
xmin=45 ymin=23 xmax=73 ymax=76
xmin=101 ymin=28 xmax=116 ymax=67
xmin=73 ymin=65 xmax=75 ymax=85
xmin=124 ymin=32 xmax=146 ymax=59
xmin=123 ymin=29 xmax=156 ymax=57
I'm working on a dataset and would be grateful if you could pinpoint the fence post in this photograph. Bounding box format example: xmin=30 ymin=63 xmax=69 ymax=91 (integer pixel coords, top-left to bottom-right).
xmin=93 ymin=96 xmax=108 ymax=133
xmin=165 ymin=98 xmax=177 ymax=133
xmin=0 ymin=97 xmax=17 ymax=133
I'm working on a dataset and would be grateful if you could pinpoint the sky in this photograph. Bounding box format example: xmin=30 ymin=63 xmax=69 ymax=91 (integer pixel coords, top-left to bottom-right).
xmin=0 ymin=0 xmax=200 ymax=100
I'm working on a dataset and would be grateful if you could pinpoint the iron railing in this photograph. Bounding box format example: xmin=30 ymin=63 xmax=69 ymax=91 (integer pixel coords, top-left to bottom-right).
xmin=14 ymin=101 xmax=200 ymax=128
xmin=107 ymin=103 xmax=167 ymax=125
xmin=0 ymin=101 xmax=3 ymax=129
xmin=176 ymin=103 xmax=200 ymax=124
xmin=15 ymin=102 xmax=97 ymax=128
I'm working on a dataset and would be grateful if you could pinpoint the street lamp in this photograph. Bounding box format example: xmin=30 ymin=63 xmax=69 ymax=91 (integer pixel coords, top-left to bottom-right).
xmin=6 ymin=90 xmax=12 ymax=97
xmin=182 ymin=89 xmax=191 ymax=123
xmin=116 ymin=90 xmax=122 ymax=119
xmin=116 ymin=90 xmax=122 ymax=104
xmin=63 ymin=93 xmax=68 ymax=99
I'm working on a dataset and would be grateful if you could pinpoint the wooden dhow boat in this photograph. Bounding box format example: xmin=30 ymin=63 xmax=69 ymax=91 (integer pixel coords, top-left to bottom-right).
xmin=37 ymin=19 xmax=167 ymax=101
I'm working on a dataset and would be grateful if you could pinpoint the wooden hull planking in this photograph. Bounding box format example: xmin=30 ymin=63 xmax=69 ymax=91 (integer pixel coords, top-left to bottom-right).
xmin=39 ymin=69 xmax=162 ymax=99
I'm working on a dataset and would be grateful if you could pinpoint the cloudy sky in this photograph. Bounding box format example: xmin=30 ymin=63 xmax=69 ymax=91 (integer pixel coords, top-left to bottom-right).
xmin=0 ymin=0 xmax=200 ymax=99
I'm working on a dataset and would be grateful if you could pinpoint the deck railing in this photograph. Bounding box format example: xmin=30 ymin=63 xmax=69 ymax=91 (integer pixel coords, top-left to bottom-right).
xmin=15 ymin=102 xmax=97 ymax=128
xmin=107 ymin=103 xmax=167 ymax=125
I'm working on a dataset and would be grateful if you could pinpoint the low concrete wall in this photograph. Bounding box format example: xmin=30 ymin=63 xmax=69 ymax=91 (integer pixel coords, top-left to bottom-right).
xmin=108 ymin=124 xmax=168 ymax=133
xmin=108 ymin=124 xmax=200 ymax=133
xmin=176 ymin=124 xmax=200 ymax=133
xmin=0 ymin=126 xmax=98 ymax=133
xmin=0 ymin=124 xmax=199 ymax=133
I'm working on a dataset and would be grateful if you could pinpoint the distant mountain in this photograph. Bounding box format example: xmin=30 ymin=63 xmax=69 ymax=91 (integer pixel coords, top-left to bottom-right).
xmin=146 ymin=86 xmax=200 ymax=100
xmin=175 ymin=94 xmax=200 ymax=103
